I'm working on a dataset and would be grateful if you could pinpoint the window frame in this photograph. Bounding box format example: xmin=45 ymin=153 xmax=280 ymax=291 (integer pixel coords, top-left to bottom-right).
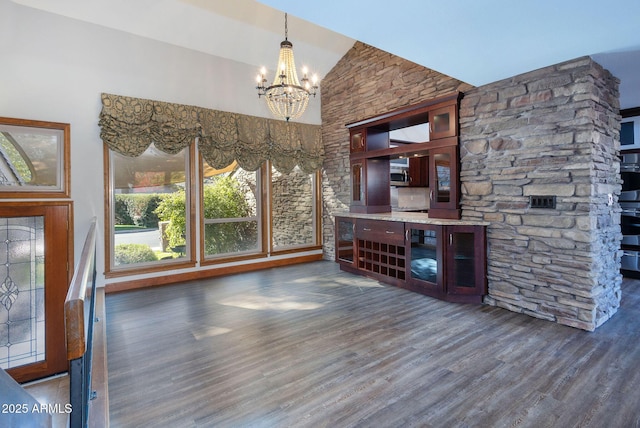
xmin=268 ymin=164 xmax=322 ymax=255
xmin=0 ymin=117 xmax=70 ymax=198
xmin=198 ymin=154 xmax=268 ymax=265
xmin=103 ymin=143 xmax=197 ymax=278
xmin=104 ymin=145 xmax=323 ymax=277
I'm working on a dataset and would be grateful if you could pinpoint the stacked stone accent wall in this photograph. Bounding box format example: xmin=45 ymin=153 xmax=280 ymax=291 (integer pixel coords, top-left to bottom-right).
xmin=234 ymin=167 xmax=314 ymax=250
xmin=320 ymin=42 xmax=622 ymax=330
xmin=459 ymin=57 xmax=622 ymax=330
xmin=272 ymin=167 xmax=315 ymax=249
xmin=321 ymin=41 xmax=473 ymax=258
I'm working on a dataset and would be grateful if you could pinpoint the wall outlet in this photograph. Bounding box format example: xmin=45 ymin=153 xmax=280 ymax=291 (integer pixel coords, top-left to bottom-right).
xmin=530 ymin=195 xmax=556 ymax=209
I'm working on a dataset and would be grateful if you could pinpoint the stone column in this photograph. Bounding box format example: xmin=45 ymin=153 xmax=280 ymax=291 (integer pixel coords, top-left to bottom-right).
xmin=459 ymin=56 xmax=622 ymax=330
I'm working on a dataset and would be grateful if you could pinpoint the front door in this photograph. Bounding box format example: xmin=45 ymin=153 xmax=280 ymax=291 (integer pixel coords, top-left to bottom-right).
xmin=0 ymin=202 xmax=72 ymax=383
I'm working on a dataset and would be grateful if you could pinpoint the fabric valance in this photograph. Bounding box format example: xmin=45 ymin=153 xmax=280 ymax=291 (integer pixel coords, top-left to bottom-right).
xmin=98 ymin=93 xmax=323 ymax=173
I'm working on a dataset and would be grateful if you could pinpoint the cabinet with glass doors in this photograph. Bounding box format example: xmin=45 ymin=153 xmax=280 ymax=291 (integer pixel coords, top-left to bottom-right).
xmin=406 ymin=223 xmax=443 ymax=296
xmin=335 ymin=217 xmax=486 ymax=303
xmin=428 ymin=145 xmax=460 ymax=219
xmin=335 ymin=216 xmax=355 ymax=271
xmin=445 ymin=225 xmax=486 ymax=301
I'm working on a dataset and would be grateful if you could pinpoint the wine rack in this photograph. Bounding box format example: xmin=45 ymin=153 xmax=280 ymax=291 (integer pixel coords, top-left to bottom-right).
xmin=357 ymin=239 xmax=406 ymax=280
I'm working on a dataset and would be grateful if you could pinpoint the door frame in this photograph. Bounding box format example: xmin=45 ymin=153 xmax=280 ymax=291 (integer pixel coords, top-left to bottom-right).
xmin=0 ymin=201 xmax=73 ymax=383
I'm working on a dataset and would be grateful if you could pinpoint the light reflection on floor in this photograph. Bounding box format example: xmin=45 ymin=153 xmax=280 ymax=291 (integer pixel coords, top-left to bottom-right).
xmin=190 ymin=325 xmax=233 ymax=340
xmin=292 ymin=274 xmax=385 ymax=288
xmin=217 ymin=294 xmax=324 ymax=311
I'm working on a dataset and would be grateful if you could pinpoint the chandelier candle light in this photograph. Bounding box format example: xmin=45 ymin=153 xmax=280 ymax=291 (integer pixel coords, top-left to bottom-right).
xmin=256 ymin=13 xmax=319 ymax=122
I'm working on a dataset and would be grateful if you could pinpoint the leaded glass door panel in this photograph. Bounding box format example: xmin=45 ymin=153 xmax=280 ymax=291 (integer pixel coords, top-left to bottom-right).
xmin=0 ymin=202 xmax=71 ymax=383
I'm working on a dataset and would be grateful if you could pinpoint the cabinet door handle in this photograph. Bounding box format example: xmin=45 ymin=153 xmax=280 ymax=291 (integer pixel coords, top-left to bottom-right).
xmin=363 ymin=227 xmax=372 ymax=231
xmin=385 ymin=230 xmax=395 ymax=234
xmin=405 ymin=229 xmax=409 ymax=241
xmin=430 ymin=190 xmax=433 ymax=201
xmin=449 ymin=233 xmax=453 ymax=246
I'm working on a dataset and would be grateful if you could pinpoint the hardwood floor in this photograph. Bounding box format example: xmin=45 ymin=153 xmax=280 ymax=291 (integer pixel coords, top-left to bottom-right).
xmin=106 ymin=261 xmax=640 ymax=427
xmin=22 ymin=374 xmax=69 ymax=428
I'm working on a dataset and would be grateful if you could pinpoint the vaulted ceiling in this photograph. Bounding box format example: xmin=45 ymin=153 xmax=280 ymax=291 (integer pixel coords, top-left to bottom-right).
xmin=12 ymin=0 xmax=640 ymax=109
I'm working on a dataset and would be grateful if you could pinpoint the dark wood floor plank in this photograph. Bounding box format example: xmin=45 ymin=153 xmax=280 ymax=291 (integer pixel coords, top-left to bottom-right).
xmin=106 ymin=261 xmax=640 ymax=427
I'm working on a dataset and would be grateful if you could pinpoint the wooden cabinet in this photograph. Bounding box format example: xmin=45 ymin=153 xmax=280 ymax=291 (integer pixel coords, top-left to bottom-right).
xmin=406 ymin=223 xmax=485 ymax=302
xmin=406 ymin=223 xmax=443 ymax=296
xmin=349 ymin=127 xmax=391 ymax=213
xmin=351 ymin=161 xmax=364 ymax=206
xmin=429 ymin=104 xmax=457 ymax=140
xmin=428 ymin=146 xmax=460 ymax=219
xmin=350 ymin=159 xmax=391 ymax=213
xmin=350 ymin=131 xmax=365 ymax=152
xmin=408 ymin=156 xmax=428 ymax=187
xmin=350 ymin=128 xmax=389 ymax=153
xmin=346 ymin=93 xmax=462 ymax=219
xmin=445 ymin=225 xmax=486 ymax=301
xmin=335 ymin=217 xmax=486 ymax=303
xmin=355 ymin=220 xmax=406 ymax=284
xmin=356 ymin=219 xmax=404 ymax=245
xmin=335 ymin=217 xmax=355 ymax=268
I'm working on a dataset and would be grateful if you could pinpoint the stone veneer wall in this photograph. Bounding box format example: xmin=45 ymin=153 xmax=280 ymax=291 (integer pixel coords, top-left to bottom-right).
xmin=235 ymin=167 xmax=314 ymax=250
xmin=321 ymin=41 xmax=473 ymax=258
xmin=321 ymin=42 xmax=623 ymax=331
xmin=272 ymin=167 xmax=315 ymax=249
xmin=459 ymin=57 xmax=622 ymax=331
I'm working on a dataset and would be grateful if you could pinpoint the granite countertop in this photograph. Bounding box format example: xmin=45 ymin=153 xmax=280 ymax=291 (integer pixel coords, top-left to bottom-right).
xmin=333 ymin=211 xmax=489 ymax=226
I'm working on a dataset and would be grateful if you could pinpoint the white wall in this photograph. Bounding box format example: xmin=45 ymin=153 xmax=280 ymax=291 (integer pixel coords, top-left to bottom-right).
xmin=0 ymin=0 xmax=322 ymax=286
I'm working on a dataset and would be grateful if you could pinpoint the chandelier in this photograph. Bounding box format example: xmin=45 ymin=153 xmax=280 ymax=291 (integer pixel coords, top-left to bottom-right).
xmin=256 ymin=13 xmax=318 ymax=122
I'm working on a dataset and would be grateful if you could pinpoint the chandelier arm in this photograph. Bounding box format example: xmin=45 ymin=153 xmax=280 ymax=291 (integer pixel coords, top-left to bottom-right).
xmin=264 ymin=84 xmax=311 ymax=93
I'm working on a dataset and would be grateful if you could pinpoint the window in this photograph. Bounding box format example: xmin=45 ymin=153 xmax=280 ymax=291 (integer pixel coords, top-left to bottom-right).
xmin=107 ymin=147 xmax=321 ymax=275
xmin=100 ymin=95 xmax=324 ymax=278
xmin=0 ymin=117 xmax=70 ymax=198
xmin=271 ymin=165 xmax=318 ymax=251
xmin=106 ymin=143 xmax=194 ymax=274
xmin=201 ymin=160 xmax=262 ymax=260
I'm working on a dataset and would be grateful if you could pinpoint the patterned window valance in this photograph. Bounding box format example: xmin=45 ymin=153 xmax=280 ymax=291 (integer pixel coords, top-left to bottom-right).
xmin=98 ymin=93 xmax=323 ymax=173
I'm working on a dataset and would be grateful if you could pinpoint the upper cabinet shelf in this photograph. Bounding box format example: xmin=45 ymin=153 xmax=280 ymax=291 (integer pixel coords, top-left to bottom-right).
xmin=345 ymin=92 xmax=463 ymax=219
xmin=429 ymin=104 xmax=458 ymax=140
xmin=349 ymin=127 xmax=391 ymax=153
xmin=345 ymin=92 xmax=461 ymax=133
xmin=347 ymin=92 xmax=460 ymax=159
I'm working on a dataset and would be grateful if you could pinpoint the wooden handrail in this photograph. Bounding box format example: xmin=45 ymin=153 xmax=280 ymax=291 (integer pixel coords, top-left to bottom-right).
xmin=64 ymin=218 xmax=97 ymax=361
xmin=64 ymin=217 xmax=108 ymax=427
